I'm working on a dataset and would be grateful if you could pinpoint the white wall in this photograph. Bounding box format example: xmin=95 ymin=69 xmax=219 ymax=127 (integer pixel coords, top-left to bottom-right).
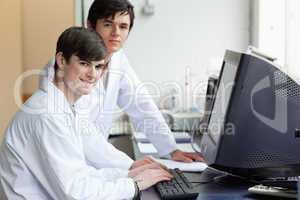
xmin=124 ymin=0 xmax=250 ymax=110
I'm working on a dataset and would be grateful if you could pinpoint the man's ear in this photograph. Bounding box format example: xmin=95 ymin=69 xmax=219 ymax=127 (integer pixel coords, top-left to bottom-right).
xmin=55 ymin=52 xmax=66 ymax=71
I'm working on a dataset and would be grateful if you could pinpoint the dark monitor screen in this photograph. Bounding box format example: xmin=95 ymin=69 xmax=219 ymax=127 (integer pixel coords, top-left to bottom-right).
xmin=200 ymin=51 xmax=241 ymax=162
xmin=207 ymin=61 xmax=238 ymax=144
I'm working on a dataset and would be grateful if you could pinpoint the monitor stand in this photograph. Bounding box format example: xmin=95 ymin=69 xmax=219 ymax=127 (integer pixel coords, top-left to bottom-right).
xmin=199 ymin=167 xmax=253 ymax=186
xmin=214 ymin=174 xmax=253 ymax=186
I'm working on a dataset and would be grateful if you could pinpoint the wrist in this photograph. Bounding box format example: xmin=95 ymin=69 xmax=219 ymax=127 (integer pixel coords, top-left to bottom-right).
xmin=129 ymin=161 xmax=135 ymax=170
xmin=128 ymin=170 xmax=133 ymax=178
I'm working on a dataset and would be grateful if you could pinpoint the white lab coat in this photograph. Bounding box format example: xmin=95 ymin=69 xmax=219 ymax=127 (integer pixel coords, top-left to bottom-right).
xmin=0 ymin=82 xmax=136 ymax=200
xmin=39 ymin=49 xmax=177 ymax=157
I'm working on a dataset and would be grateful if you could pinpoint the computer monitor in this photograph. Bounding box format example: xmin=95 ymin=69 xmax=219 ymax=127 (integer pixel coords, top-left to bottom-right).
xmin=199 ymin=50 xmax=300 ymax=180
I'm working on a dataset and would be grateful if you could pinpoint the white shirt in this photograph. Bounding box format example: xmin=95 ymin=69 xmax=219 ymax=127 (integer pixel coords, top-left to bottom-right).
xmin=39 ymin=49 xmax=177 ymax=157
xmin=0 ymin=81 xmax=136 ymax=200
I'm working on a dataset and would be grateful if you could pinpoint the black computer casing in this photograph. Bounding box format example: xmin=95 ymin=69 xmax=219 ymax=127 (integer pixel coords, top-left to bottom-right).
xmin=200 ymin=50 xmax=300 ymax=179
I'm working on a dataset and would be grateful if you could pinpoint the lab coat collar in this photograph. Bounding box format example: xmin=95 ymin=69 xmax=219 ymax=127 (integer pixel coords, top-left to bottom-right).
xmin=42 ymin=80 xmax=74 ymax=115
xmin=39 ymin=58 xmax=55 ymax=91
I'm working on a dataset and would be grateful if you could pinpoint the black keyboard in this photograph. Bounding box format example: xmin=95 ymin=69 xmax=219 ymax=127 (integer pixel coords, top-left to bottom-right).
xmin=155 ymin=168 xmax=199 ymax=200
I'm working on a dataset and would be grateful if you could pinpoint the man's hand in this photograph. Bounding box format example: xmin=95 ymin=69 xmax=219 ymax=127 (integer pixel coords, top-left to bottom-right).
xmin=129 ymin=159 xmax=172 ymax=191
xmin=132 ymin=168 xmax=173 ymax=190
xmin=130 ymin=156 xmax=156 ymax=169
xmin=130 ymin=156 xmax=168 ymax=171
xmin=128 ymin=162 xmax=167 ymax=178
xmin=170 ymin=149 xmax=204 ymax=163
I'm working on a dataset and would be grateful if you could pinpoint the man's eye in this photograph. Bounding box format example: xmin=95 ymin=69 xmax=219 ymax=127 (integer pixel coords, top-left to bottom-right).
xmin=79 ymin=61 xmax=89 ymax=67
xmin=95 ymin=64 xmax=105 ymax=70
xmin=120 ymin=25 xmax=129 ymax=30
xmin=103 ymin=23 xmax=112 ymax=27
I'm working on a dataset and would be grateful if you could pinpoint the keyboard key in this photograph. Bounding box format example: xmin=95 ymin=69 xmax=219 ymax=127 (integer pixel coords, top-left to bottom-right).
xmin=155 ymin=168 xmax=199 ymax=200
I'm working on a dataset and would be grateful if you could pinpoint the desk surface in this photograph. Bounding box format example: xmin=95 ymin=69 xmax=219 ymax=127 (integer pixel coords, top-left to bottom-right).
xmin=132 ymin=138 xmax=288 ymax=200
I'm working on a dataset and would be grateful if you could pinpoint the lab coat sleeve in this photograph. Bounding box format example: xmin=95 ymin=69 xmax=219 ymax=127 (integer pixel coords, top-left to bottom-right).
xmin=117 ymin=54 xmax=177 ymax=156
xmin=82 ymin=122 xmax=134 ymax=170
xmin=35 ymin=116 xmax=135 ymax=200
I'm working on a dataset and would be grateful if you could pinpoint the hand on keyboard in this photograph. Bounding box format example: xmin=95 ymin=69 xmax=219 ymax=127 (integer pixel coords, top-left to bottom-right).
xmin=155 ymin=168 xmax=199 ymax=200
xmin=130 ymin=156 xmax=156 ymax=169
xmin=171 ymin=149 xmax=204 ymax=163
xmin=128 ymin=162 xmax=168 ymax=178
xmin=132 ymin=168 xmax=173 ymax=190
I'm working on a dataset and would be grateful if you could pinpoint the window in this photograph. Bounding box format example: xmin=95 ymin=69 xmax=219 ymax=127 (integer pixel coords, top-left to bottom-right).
xmin=75 ymin=0 xmax=94 ymax=27
xmin=252 ymin=0 xmax=300 ymax=80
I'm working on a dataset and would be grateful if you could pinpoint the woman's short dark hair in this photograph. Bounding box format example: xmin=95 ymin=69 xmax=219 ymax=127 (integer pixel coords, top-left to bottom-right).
xmin=54 ymin=26 xmax=107 ymax=71
xmin=87 ymin=0 xmax=135 ymax=30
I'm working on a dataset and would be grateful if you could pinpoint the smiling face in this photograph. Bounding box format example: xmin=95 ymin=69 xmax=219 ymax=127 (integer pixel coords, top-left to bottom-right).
xmin=95 ymin=12 xmax=130 ymax=54
xmin=55 ymin=53 xmax=107 ymax=103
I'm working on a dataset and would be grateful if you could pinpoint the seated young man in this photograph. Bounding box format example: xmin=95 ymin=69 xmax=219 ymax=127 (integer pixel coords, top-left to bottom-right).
xmin=0 ymin=27 xmax=172 ymax=200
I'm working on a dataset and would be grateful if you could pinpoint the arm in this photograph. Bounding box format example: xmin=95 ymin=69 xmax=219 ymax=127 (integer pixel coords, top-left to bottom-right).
xmin=116 ymin=53 xmax=177 ymax=156
xmin=82 ymin=120 xmax=170 ymax=170
xmin=117 ymin=52 xmax=203 ymax=162
xmin=81 ymin=121 xmax=134 ymax=170
xmin=35 ymin=116 xmax=136 ymax=200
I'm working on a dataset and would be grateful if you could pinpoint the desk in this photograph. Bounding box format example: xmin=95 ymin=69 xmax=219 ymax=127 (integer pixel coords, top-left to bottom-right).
xmin=131 ymin=138 xmax=288 ymax=200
